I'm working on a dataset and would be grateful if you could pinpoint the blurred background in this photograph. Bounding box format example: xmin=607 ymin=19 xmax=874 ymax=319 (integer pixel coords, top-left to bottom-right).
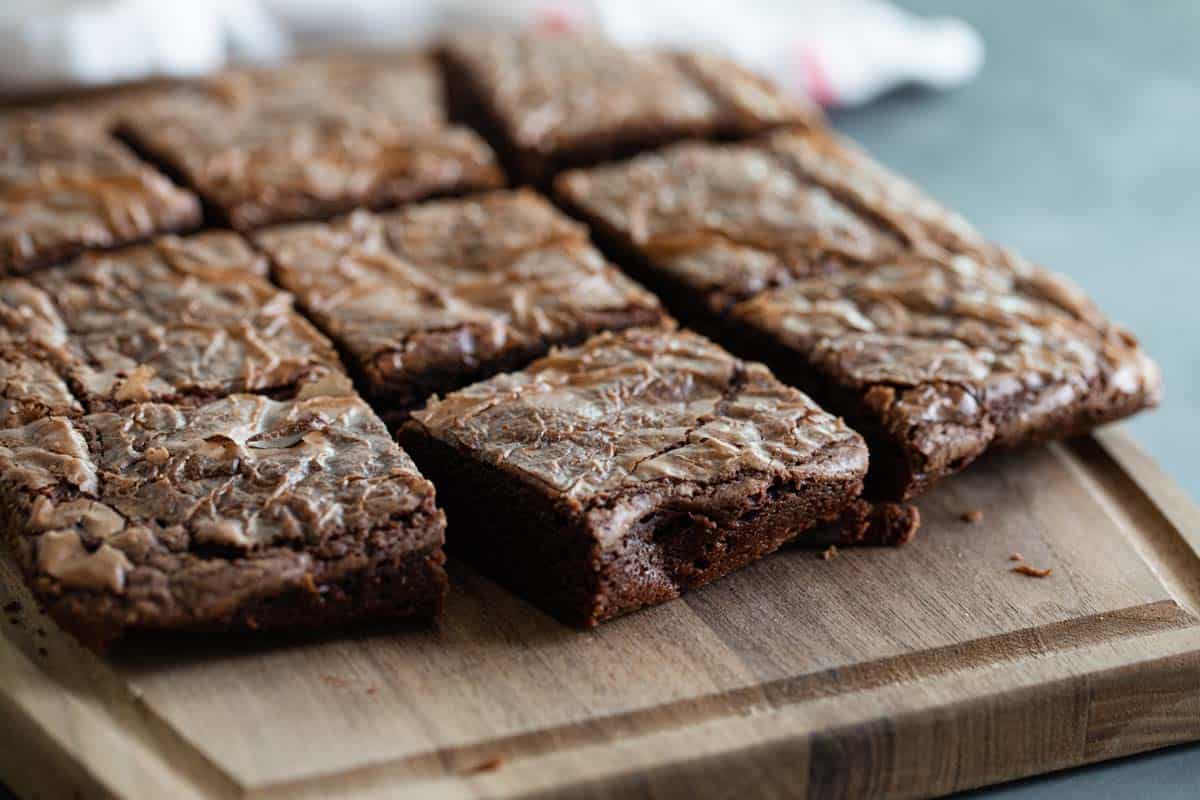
xmin=1 ymin=1 xmax=1197 ymax=798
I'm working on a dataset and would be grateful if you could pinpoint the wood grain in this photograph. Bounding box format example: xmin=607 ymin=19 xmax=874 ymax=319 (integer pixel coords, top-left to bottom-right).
xmin=2 ymin=429 xmax=1198 ymax=799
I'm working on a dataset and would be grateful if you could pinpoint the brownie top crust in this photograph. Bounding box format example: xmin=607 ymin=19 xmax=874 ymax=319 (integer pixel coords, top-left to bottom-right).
xmin=442 ymin=31 xmax=818 ymax=155
xmin=407 ymin=327 xmax=867 ymax=510
xmin=732 ymin=256 xmax=1162 ymax=485
xmin=257 ymin=190 xmax=665 ymax=411
xmin=0 ymin=379 xmax=442 ymax=631
xmin=0 ymin=111 xmax=202 ymax=274
xmin=119 ymin=55 xmax=503 ymax=230
xmin=33 ymin=232 xmax=340 ymax=411
xmin=0 ymin=232 xmax=339 ymax=418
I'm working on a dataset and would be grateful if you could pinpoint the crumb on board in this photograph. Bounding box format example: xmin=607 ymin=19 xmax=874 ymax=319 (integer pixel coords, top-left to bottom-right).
xmin=1009 ymin=553 xmax=1024 ymax=562
xmin=320 ymin=674 xmax=351 ymax=689
xmin=821 ymin=545 xmax=839 ymax=561
xmin=960 ymin=510 xmax=984 ymax=524
xmin=366 ymin=687 xmax=378 ymax=697
xmin=466 ymin=756 xmax=506 ymax=775
xmin=3 ymin=601 xmax=20 ymax=614
xmin=1012 ymin=564 xmax=1053 ymax=578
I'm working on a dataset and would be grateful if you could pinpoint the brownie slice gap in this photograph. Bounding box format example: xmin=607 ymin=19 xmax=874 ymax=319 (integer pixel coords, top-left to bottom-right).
xmin=27 ymin=231 xmax=342 ymax=412
xmin=256 ymin=190 xmax=667 ymax=423
xmin=557 ymin=129 xmax=1161 ymax=501
xmin=0 ymin=376 xmax=447 ymax=649
xmin=439 ymin=30 xmax=820 ymax=185
xmin=0 ymin=110 xmax=202 ymax=275
xmin=399 ymin=327 xmax=868 ymax=627
xmin=117 ymin=55 xmax=504 ymax=231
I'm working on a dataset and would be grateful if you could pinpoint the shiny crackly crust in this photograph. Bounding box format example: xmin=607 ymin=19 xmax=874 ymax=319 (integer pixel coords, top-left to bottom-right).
xmin=406 ymin=327 xmax=866 ymax=506
xmin=0 ymin=111 xmax=202 ymax=275
xmin=556 ymin=129 xmax=1162 ymax=499
xmin=118 ymin=55 xmax=504 ymax=231
xmin=0 ymin=385 xmax=446 ymax=646
xmin=4 ymin=232 xmax=341 ymax=413
xmin=440 ymin=31 xmax=819 ymax=182
xmin=257 ymin=190 xmax=667 ymax=414
xmin=731 ymin=258 xmax=1161 ymax=498
xmin=400 ymin=327 xmax=867 ymax=625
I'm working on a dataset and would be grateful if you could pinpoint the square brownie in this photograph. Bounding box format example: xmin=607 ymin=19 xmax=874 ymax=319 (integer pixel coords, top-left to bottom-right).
xmin=0 ymin=378 xmax=447 ymax=648
xmin=399 ymin=327 xmax=868 ymax=627
xmin=0 ymin=111 xmax=202 ymax=275
xmin=257 ymin=190 xmax=666 ymax=419
xmin=117 ymin=55 xmax=504 ymax=231
xmin=440 ymin=31 xmax=819 ymax=184
xmin=555 ymin=131 xmax=898 ymax=317
xmin=12 ymin=232 xmax=341 ymax=413
xmin=557 ymin=130 xmax=1163 ymax=499
xmin=729 ymin=259 xmax=1163 ymax=500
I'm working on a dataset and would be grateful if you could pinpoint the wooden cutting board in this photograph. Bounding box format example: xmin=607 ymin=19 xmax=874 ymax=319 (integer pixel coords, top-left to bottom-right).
xmin=2 ymin=428 xmax=1198 ymax=799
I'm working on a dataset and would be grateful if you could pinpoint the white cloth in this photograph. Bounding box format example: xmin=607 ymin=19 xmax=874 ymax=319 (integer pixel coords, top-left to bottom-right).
xmin=0 ymin=0 xmax=983 ymax=108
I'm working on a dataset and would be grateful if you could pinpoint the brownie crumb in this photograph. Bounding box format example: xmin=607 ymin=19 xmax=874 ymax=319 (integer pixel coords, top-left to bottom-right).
xmin=1012 ymin=565 xmax=1053 ymax=578
xmin=467 ymin=756 xmax=506 ymax=774
xmin=961 ymin=510 xmax=984 ymax=524
xmin=832 ymin=500 xmax=920 ymax=547
xmin=3 ymin=601 xmax=20 ymax=614
xmin=366 ymin=687 xmax=378 ymax=697
xmin=821 ymin=545 xmax=839 ymax=561
xmin=1009 ymin=553 xmax=1024 ymax=562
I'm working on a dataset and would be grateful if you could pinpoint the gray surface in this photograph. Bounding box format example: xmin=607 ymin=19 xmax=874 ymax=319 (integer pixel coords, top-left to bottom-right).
xmin=832 ymin=1 xmax=1200 ymax=797
xmin=1 ymin=3 xmax=1197 ymax=798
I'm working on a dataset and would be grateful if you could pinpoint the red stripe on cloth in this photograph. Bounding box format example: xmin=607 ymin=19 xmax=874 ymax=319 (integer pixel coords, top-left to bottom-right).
xmin=798 ymin=45 xmax=837 ymax=107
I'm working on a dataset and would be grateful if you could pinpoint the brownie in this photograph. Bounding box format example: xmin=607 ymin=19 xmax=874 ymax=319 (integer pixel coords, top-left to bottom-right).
xmin=257 ymin=190 xmax=666 ymax=420
xmin=0 ymin=111 xmax=202 ymax=275
xmin=117 ymin=55 xmax=504 ymax=231
xmin=5 ymin=232 xmax=341 ymax=414
xmin=399 ymin=327 xmax=868 ymax=627
xmin=557 ymin=129 xmax=1162 ymax=499
xmin=0 ymin=376 xmax=447 ymax=648
xmin=440 ymin=31 xmax=820 ymax=184
xmin=730 ymin=260 xmax=1162 ymax=499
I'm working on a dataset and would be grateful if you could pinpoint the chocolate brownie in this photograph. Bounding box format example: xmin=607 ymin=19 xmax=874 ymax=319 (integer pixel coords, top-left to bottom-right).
xmin=117 ymin=55 xmax=504 ymax=231
xmin=440 ymin=31 xmax=819 ymax=184
xmin=10 ymin=232 xmax=341 ymax=413
xmin=730 ymin=259 xmax=1162 ymax=499
xmin=557 ymin=129 xmax=1162 ymax=499
xmin=0 ymin=376 xmax=447 ymax=648
xmin=0 ymin=111 xmax=202 ymax=274
xmin=257 ymin=190 xmax=666 ymax=420
xmin=399 ymin=327 xmax=868 ymax=626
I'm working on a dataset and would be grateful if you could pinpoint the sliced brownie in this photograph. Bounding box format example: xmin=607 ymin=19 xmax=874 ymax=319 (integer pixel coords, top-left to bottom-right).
xmin=440 ymin=31 xmax=819 ymax=184
xmin=0 ymin=378 xmax=447 ymax=648
xmin=118 ymin=55 xmax=504 ymax=230
xmin=23 ymin=232 xmax=340 ymax=412
xmin=730 ymin=259 xmax=1162 ymax=499
xmin=0 ymin=111 xmax=201 ymax=274
xmin=399 ymin=327 xmax=868 ymax=626
xmin=257 ymin=190 xmax=666 ymax=420
xmin=557 ymin=129 xmax=1162 ymax=499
